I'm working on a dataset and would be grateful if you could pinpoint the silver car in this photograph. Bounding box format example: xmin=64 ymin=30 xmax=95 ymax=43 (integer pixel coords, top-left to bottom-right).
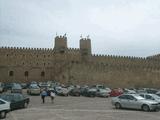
xmin=111 ymin=94 xmax=160 ymax=111
xmin=11 ymin=83 xmax=22 ymax=93
xmin=139 ymin=93 xmax=160 ymax=103
xmin=27 ymin=84 xmax=41 ymax=95
xmin=96 ymin=89 xmax=110 ymax=97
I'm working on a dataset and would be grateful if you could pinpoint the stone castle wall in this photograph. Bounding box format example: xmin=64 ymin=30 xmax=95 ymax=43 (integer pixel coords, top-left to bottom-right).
xmin=0 ymin=36 xmax=160 ymax=88
xmin=57 ymin=55 xmax=160 ymax=88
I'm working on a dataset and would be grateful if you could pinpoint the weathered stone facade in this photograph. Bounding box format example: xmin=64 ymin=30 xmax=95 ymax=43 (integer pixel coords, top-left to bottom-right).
xmin=0 ymin=35 xmax=160 ymax=88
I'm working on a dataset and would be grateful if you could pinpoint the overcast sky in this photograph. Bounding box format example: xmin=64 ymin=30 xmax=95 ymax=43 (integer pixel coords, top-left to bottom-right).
xmin=0 ymin=0 xmax=160 ymax=57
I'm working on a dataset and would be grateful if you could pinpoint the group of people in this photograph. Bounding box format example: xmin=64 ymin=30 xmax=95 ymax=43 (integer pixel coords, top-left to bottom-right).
xmin=41 ymin=89 xmax=55 ymax=103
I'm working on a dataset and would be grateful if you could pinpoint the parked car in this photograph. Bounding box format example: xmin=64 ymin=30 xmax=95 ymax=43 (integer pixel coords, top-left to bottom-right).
xmin=123 ymin=88 xmax=136 ymax=94
xmin=111 ymin=94 xmax=160 ymax=111
xmin=82 ymin=88 xmax=97 ymax=97
xmin=110 ymin=88 xmax=123 ymax=97
xmin=0 ymin=98 xmax=10 ymax=119
xmin=55 ymin=87 xmax=69 ymax=96
xmin=96 ymin=89 xmax=110 ymax=98
xmin=136 ymin=89 xmax=147 ymax=94
xmin=80 ymin=86 xmax=89 ymax=96
xmin=11 ymin=83 xmax=22 ymax=93
xmin=30 ymin=81 xmax=38 ymax=85
xmin=156 ymin=91 xmax=160 ymax=97
xmin=91 ymin=84 xmax=106 ymax=89
xmin=69 ymin=88 xmax=81 ymax=96
xmin=27 ymin=84 xmax=41 ymax=95
xmin=4 ymin=83 xmax=15 ymax=91
xmin=139 ymin=93 xmax=160 ymax=102
xmin=145 ymin=88 xmax=159 ymax=94
xmin=67 ymin=85 xmax=75 ymax=92
xmin=39 ymin=82 xmax=50 ymax=89
xmin=0 ymin=93 xmax=30 ymax=110
xmin=105 ymin=87 xmax=111 ymax=93
xmin=20 ymin=83 xmax=28 ymax=89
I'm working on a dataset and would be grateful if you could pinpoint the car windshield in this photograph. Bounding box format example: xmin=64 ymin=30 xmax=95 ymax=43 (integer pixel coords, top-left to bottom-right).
xmin=88 ymin=88 xmax=97 ymax=92
xmin=31 ymin=85 xmax=39 ymax=89
xmin=0 ymin=94 xmax=14 ymax=101
xmin=134 ymin=94 xmax=145 ymax=100
xmin=99 ymin=89 xmax=107 ymax=92
xmin=13 ymin=84 xmax=21 ymax=89
xmin=151 ymin=94 xmax=160 ymax=99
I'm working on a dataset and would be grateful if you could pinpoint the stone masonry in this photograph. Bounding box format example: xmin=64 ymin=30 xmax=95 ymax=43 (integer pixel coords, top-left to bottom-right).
xmin=0 ymin=35 xmax=160 ymax=88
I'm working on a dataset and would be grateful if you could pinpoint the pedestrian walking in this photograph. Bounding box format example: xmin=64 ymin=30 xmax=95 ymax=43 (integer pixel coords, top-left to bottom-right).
xmin=50 ymin=91 xmax=55 ymax=103
xmin=41 ymin=89 xmax=47 ymax=103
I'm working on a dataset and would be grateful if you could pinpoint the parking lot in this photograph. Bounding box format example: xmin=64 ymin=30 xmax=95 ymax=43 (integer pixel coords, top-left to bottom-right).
xmin=4 ymin=92 xmax=160 ymax=120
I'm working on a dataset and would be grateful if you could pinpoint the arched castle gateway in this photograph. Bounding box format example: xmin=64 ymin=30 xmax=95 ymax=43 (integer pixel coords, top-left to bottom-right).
xmin=0 ymin=35 xmax=160 ymax=88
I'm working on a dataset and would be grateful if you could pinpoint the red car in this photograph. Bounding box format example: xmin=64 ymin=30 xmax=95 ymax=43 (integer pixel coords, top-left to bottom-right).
xmin=109 ymin=88 xmax=123 ymax=97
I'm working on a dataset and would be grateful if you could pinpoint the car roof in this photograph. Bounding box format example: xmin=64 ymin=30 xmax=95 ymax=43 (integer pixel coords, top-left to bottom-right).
xmin=139 ymin=93 xmax=155 ymax=95
xmin=120 ymin=93 xmax=139 ymax=96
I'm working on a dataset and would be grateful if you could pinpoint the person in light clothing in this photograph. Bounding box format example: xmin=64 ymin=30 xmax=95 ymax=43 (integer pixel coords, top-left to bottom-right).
xmin=50 ymin=91 xmax=55 ymax=103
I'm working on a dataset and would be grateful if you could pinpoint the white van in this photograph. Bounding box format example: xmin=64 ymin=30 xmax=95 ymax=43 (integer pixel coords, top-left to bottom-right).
xmin=0 ymin=98 xmax=10 ymax=119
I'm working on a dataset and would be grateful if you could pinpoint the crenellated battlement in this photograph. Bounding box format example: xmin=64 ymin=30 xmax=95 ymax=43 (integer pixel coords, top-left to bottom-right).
xmin=55 ymin=35 xmax=67 ymax=39
xmin=91 ymin=53 xmax=146 ymax=60
xmin=0 ymin=45 xmax=157 ymax=66
xmin=0 ymin=35 xmax=160 ymax=88
xmin=147 ymin=54 xmax=160 ymax=61
xmin=67 ymin=48 xmax=80 ymax=52
xmin=0 ymin=46 xmax=54 ymax=53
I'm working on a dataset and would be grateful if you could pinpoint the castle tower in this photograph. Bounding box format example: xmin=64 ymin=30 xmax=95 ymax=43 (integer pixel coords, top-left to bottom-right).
xmin=80 ymin=37 xmax=92 ymax=61
xmin=54 ymin=35 xmax=68 ymax=53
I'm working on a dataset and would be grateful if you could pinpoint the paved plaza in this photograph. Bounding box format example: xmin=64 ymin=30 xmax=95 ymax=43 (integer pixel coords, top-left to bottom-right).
xmin=4 ymin=94 xmax=160 ymax=120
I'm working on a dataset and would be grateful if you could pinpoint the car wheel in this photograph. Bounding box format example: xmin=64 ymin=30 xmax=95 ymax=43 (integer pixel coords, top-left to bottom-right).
xmin=155 ymin=108 xmax=160 ymax=112
xmin=24 ymin=102 xmax=28 ymax=108
xmin=115 ymin=102 xmax=121 ymax=109
xmin=142 ymin=104 xmax=150 ymax=112
xmin=0 ymin=111 xmax=6 ymax=119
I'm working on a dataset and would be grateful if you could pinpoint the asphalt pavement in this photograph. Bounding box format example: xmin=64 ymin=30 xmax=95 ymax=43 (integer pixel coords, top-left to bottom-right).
xmin=5 ymin=94 xmax=160 ymax=120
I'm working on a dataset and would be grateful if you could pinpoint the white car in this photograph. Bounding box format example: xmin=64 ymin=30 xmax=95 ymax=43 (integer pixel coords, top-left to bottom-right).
xmin=112 ymin=94 xmax=160 ymax=111
xmin=55 ymin=87 xmax=69 ymax=96
xmin=27 ymin=84 xmax=41 ymax=95
xmin=156 ymin=91 xmax=160 ymax=97
xmin=96 ymin=89 xmax=110 ymax=97
xmin=123 ymin=88 xmax=136 ymax=94
xmin=0 ymin=98 xmax=10 ymax=119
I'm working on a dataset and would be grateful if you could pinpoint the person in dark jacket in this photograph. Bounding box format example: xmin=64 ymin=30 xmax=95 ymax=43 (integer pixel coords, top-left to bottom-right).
xmin=41 ymin=89 xmax=47 ymax=103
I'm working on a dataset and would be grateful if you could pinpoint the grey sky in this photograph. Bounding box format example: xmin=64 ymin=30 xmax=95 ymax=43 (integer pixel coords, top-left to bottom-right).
xmin=0 ymin=0 xmax=160 ymax=57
